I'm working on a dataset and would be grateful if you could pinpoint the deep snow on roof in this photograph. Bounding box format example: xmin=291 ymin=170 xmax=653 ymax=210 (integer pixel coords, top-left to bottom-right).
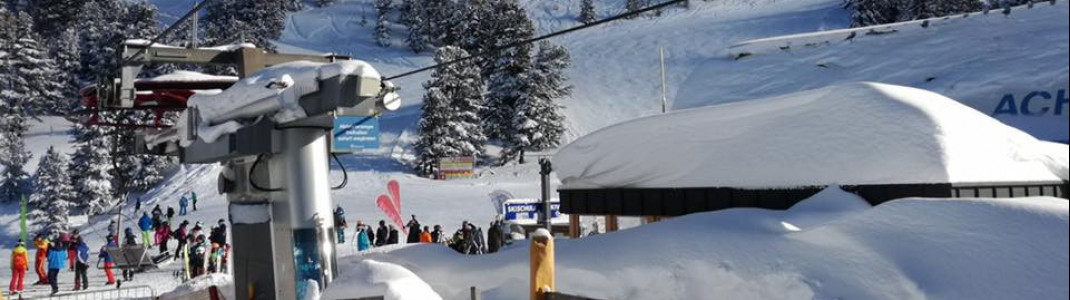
xmin=555 ymin=83 xmax=1068 ymax=189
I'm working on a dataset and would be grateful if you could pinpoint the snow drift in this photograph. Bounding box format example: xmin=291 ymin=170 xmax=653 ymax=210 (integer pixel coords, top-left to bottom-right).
xmin=555 ymin=82 xmax=1068 ymax=189
xmin=326 ymin=192 xmax=1069 ymax=300
xmin=322 ymin=260 xmax=443 ymax=300
xmin=675 ymin=1 xmax=1069 ymax=142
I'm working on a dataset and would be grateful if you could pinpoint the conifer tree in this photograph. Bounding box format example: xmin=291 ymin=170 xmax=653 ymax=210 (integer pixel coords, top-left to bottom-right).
xmin=28 ymin=147 xmax=75 ymax=236
xmin=374 ymin=0 xmax=393 ymax=47
xmin=483 ymin=0 xmax=535 ymax=141
xmin=68 ymin=122 xmax=114 ymax=215
xmin=504 ymin=41 xmax=571 ymax=164
xmin=48 ymin=28 xmax=81 ymax=115
xmin=26 ymin=0 xmax=84 ymax=40
xmin=6 ymin=12 xmax=64 ymax=116
xmin=580 ymin=0 xmax=597 ymax=24
xmin=415 ymin=46 xmax=487 ymax=176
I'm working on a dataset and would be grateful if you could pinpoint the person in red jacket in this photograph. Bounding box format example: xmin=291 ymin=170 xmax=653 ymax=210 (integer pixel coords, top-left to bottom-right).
xmin=33 ymin=236 xmax=49 ymax=285
xmin=9 ymin=240 xmax=30 ymax=295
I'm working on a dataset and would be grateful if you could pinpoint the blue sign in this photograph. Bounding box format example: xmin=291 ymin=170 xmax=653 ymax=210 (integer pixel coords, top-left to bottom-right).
xmin=502 ymin=199 xmax=561 ymax=222
xmin=993 ymin=89 xmax=1068 ymax=117
xmin=333 ymin=116 xmax=380 ymax=153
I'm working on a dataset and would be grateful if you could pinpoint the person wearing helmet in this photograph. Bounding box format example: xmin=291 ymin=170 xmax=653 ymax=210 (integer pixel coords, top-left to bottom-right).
xmin=9 ymin=240 xmax=29 ymax=295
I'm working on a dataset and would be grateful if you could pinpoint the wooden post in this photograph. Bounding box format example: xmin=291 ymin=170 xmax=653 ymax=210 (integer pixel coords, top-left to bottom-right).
xmin=605 ymin=216 xmax=619 ymax=232
xmin=569 ymin=215 xmax=580 ymax=238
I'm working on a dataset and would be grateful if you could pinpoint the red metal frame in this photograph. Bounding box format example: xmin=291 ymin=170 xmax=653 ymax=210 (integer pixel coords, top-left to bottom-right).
xmin=80 ymin=79 xmax=237 ymax=129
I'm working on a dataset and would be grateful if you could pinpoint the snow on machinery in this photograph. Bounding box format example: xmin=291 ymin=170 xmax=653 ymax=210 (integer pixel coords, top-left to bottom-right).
xmin=82 ymin=39 xmax=401 ymax=300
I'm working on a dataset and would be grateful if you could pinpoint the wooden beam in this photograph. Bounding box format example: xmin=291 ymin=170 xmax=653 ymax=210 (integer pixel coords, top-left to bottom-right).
xmin=569 ymin=215 xmax=580 ymax=238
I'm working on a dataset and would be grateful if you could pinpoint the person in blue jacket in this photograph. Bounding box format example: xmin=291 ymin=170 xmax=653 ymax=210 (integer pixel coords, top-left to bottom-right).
xmin=357 ymin=227 xmax=371 ymax=252
xmin=179 ymin=196 xmax=189 ymax=216
xmin=46 ymin=242 xmax=67 ymax=295
xmin=98 ymin=238 xmax=116 ymax=285
xmin=73 ymin=239 xmax=90 ymax=291
xmin=138 ymin=213 xmax=154 ymax=249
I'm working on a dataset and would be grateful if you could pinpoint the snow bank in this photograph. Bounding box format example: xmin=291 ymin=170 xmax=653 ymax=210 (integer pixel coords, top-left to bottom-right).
xmin=157 ymin=274 xmax=234 ymax=300
xmin=555 ymin=82 xmax=1067 ymax=189
xmin=339 ymin=195 xmax=1069 ymax=300
xmin=322 ymin=260 xmax=443 ymax=300
xmin=783 ymin=187 xmax=871 ymax=230
xmin=676 ymin=1 xmax=1069 ymax=142
xmin=181 ymin=60 xmax=381 ymax=144
xmin=140 ymin=70 xmax=238 ymax=83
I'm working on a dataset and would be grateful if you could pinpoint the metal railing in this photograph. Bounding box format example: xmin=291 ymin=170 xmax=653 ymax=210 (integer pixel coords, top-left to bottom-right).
xmin=18 ymin=286 xmax=156 ymax=300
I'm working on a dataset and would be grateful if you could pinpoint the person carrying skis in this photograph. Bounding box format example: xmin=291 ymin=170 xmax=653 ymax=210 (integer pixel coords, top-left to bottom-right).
xmin=73 ymin=239 xmax=90 ymax=291
xmin=406 ymin=215 xmax=422 ymax=244
xmin=33 ymin=236 xmax=49 ymax=286
xmin=179 ymin=195 xmax=189 ymax=216
xmin=98 ymin=237 xmax=116 ymax=285
xmin=138 ymin=213 xmax=154 ymax=249
xmin=333 ymin=206 xmax=348 ymax=243
xmin=9 ymin=240 xmax=29 ymax=295
xmin=46 ymin=241 xmax=67 ymax=295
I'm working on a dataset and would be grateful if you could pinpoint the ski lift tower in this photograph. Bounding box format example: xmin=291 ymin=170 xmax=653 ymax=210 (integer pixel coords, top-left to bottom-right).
xmin=87 ymin=40 xmax=400 ymax=300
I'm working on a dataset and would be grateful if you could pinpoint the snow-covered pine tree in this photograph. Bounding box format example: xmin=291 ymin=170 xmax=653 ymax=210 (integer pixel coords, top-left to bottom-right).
xmin=68 ymin=121 xmax=114 ymax=215
xmin=458 ymin=0 xmax=494 ymax=62
xmin=5 ymin=12 xmax=64 ymax=116
xmin=626 ymin=0 xmax=644 ymax=18
xmin=48 ymin=28 xmax=81 ymax=115
xmin=374 ymin=0 xmax=392 ymax=47
xmin=504 ymin=41 xmax=571 ymax=164
xmin=414 ymin=46 xmax=487 ymax=176
xmin=910 ymin=0 xmax=983 ymax=20
xmin=404 ymin=0 xmax=429 ymax=53
xmin=483 ymin=0 xmax=535 ymax=141
xmin=422 ymin=0 xmax=453 ymax=47
xmin=579 ymin=0 xmax=597 ymax=24
xmin=844 ymin=0 xmax=984 ymax=27
xmin=26 ymin=0 xmax=84 ymax=41
xmin=203 ymin=0 xmax=290 ymax=52
xmin=28 ymin=147 xmax=75 ymax=236
xmin=0 ymin=106 xmax=32 ymax=203
xmin=79 ymin=0 xmax=126 ymax=84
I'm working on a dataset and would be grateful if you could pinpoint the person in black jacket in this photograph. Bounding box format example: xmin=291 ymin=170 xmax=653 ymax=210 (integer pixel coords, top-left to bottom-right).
xmin=209 ymin=219 xmax=227 ymax=246
xmin=405 ymin=215 xmax=421 ymax=244
xmin=487 ymin=221 xmax=504 ymax=254
xmin=375 ymin=221 xmax=389 ymax=247
xmin=387 ymin=226 xmax=399 ymax=245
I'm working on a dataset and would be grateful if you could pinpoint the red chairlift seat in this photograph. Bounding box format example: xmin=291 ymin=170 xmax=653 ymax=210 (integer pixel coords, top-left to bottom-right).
xmin=80 ymin=77 xmax=238 ymax=128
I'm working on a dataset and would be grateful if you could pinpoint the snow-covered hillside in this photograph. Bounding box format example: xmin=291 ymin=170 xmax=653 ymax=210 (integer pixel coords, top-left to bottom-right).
xmin=675 ymin=1 xmax=1070 ymax=142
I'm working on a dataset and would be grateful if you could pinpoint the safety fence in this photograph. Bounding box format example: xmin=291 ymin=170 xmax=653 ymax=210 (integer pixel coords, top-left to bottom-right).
xmin=16 ymin=286 xmax=156 ymax=300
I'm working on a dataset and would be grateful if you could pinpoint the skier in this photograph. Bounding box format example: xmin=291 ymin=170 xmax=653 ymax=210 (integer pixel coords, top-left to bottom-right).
xmin=138 ymin=213 xmax=154 ymax=249
xmin=97 ymin=237 xmax=116 ymax=285
xmin=173 ymin=221 xmax=189 ymax=260
xmin=73 ymin=239 xmax=90 ymax=291
xmin=157 ymin=222 xmax=173 ymax=255
xmin=46 ymin=242 xmax=67 ymax=295
xmin=356 ymin=227 xmax=372 ymax=252
xmin=420 ymin=226 xmax=432 ymax=243
xmin=191 ymin=192 xmax=198 ymax=212
xmin=189 ymin=236 xmax=208 ymax=278
xmin=122 ymin=228 xmax=138 ymax=282
xmin=8 ymin=240 xmax=29 ymax=295
xmin=333 ymin=206 xmax=348 ymax=243
xmin=166 ymin=207 xmax=176 ymax=226
xmin=207 ymin=243 xmax=221 ymax=274
xmin=209 ymin=219 xmax=227 ymax=246
xmin=431 ymin=225 xmax=444 ymax=243
xmin=588 ymin=222 xmax=601 ymax=237
xmin=151 ymin=205 xmax=164 ymax=229
xmin=66 ymin=231 xmax=79 ymax=271
xmin=33 ymin=235 xmax=49 ymax=286
xmin=135 ymin=197 xmax=142 ymax=213
xmin=375 ymin=221 xmax=389 ymax=247
xmin=107 ymin=220 xmax=119 ymax=245
xmin=387 ymin=225 xmax=400 ymax=245
xmin=487 ymin=221 xmax=504 ymax=254
xmin=406 ymin=215 xmax=422 ymax=244
xmin=472 ymin=226 xmax=487 ymax=255
xmin=366 ymin=224 xmax=376 ymax=246
xmin=179 ymin=195 xmax=189 ymax=216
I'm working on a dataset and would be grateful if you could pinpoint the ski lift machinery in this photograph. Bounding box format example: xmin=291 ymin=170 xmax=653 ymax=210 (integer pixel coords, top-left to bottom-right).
xmin=89 ymin=40 xmax=401 ymax=300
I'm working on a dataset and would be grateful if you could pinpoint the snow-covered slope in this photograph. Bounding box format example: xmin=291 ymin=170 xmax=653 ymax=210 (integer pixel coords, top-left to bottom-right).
xmin=675 ymin=1 xmax=1070 ymax=142
xmin=555 ymin=83 xmax=1069 ymax=189
xmin=324 ymin=191 xmax=1070 ymax=300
